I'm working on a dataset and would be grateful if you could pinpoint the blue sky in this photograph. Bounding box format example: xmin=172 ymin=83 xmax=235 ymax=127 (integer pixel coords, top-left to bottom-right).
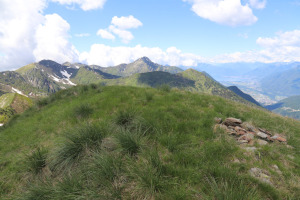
xmin=1 ymin=0 xmax=300 ymax=69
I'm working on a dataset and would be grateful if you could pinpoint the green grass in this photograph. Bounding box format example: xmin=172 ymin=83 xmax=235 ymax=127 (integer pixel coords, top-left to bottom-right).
xmin=0 ymin=85 xmax=299 ymax=199
xmin=73 ymin=104 xmax=93 ymax=119
xmin=50 ymin=123 xmax=106 ymax=172
xmin=26 ymin=147 xmax=48 ymax=174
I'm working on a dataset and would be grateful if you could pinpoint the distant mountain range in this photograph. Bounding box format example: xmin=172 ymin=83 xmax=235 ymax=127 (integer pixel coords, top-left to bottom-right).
xmin=260 ymin=66 xmax=300 ymax=97
xmin=265 ymin=95 xmax=300 ymax=120
xmin=0 ymin=57 xmax=260 ymax=109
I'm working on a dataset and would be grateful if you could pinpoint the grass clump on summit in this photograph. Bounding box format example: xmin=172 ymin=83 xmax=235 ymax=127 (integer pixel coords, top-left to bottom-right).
xmin=73 ymin=104 xmax=93 ymax=119
xmin=26 ymin=147 xmax=48 ymax=174
xmin=50 ymin=123 xmax=105 ymax=171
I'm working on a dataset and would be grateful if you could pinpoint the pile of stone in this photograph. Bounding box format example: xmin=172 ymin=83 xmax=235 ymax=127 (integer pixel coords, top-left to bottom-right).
xmin=214 ymin=117 xmax=287 ymax=145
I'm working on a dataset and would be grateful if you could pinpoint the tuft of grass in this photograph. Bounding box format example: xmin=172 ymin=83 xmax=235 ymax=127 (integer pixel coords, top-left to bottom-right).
xmin=50 ymin=123 xmax=105 ymax=171
xmin=74 ymin=104 xmax=93 ymax=119
xmin=115 ymin=130 xmax=144 ymax=156
xmin=91 ymin=153 xmax=123 ymax=183
xmin=26 ymin=147 xmax=48 ymax=174
xmin=113 ymin=109 xmax=137 ymax=128
xmin=202 ymin=175 xmax=260 ymax=200
xmin=19 ymin=183 xmax=54 ymax=200
xmin=128 ymin=150 xmax=174 ymax=199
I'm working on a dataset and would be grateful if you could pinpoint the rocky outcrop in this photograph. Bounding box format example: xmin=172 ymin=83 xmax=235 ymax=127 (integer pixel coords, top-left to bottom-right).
xmin=214 ymin=117 xmax=288 ymax=145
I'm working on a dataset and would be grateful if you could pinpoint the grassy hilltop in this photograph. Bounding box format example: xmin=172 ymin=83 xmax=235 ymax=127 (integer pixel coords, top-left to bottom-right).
xmin=0 ymin=85 xmax=299 ymax=199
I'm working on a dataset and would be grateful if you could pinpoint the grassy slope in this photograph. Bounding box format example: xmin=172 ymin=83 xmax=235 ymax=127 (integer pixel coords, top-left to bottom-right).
xmin=104 ymin=70 xmax=255 ymax=106
xmin=71 ymin=67 xmax=119 ymax=85
xmin=15 ymin=64 xmax=36 ymax=75
xmin=0 ymin=85 xmax=299 ymax=199
xmin=0 ymin=93 xmax=33 ymax=123
xmin=228 ymin=86 xmax=261 ymax=106
xmin=0 ymin=93 xmax=16 ymax=109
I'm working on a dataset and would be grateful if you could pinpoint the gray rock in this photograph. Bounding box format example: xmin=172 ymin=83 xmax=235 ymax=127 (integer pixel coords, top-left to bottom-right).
xmin=257 ymin=139 xmax=268 ymax=145
xmin=238 ymin=140 xmax=248 ymax=144
xmin=238 ymin=133 xmax=254 ymax=143
xmin=223 ymin=117 xmax=242 ymax=127
xmin=256 ymin=131 xmax=268 ymax=139
xmin=242 ymin=147 xmax=257 ymax=152
xmin=271 ymin=165 xmax=282 ymax=175
xmin=249 ymin=167 xmax=272 ymax=185
xmin=241 ymin=122 xmax=256 ymax=132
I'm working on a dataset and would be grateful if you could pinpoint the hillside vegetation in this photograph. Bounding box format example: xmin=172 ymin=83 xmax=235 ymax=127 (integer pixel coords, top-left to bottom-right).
xmin=103 ymin=69 xmax=256 ymax=106
xmin=0 ymin=93 xmax=33 ymax=123
xmin=0 ymin=85 xmax=299 ymax=199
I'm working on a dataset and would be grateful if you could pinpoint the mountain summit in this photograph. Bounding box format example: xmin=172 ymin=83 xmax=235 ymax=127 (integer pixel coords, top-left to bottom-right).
xmin=97 ymin=57 xmax=183 ymax=77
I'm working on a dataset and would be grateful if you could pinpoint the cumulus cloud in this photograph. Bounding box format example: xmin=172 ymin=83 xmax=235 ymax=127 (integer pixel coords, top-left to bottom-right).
xmin=256 ymin=30 xmax=300 ymax=48
xmin=51 ymin=0 xmax=107 ymax=11
xmin=97 ymin=29 xmax=115 ymax=40
xmin=211 ymin=30 xmax=300 ymax=63
xmin=0 ymin=0 xmax=46 ymax=70
xmin=249 ymin=0 xmax=267 ymax=9
xmin=82 ymin=29 xmax=300 ymax=67
xmin=0 ymin=0 xmax=79 ymax=70
xmin=111 ymin=15 xmax=143 ymax=29
xmin=79 ymin=44 xmax=204 ymax=67
xmin=108 ymin=25 xmax=133 ymax=43
xmin=33 ymin=14 xmax=79 ymax=63
xmin=183 ymin=0 xmax=258 ymax=26
xmin=97 ymin=15 xmax=142 ymax=43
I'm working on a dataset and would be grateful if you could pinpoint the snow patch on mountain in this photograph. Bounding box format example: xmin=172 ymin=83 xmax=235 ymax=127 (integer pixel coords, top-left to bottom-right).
xmin=61 ymin=70 xmax=72 ymax=78
xmin=49 ymin=74 xmax=76 ymax=86
xmin=12 ymin=87 xmax=28 ymax=97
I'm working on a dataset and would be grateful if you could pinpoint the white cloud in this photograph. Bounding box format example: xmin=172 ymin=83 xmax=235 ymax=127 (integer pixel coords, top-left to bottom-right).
xmin=211 ymin=30 xmax=300 ymax=63
xmin=51 ymin=0 xmax=107 ymax=11
xmin=249 ymin=0 xmax=267 ymax=9
xmin=108 ymin=25 xmax=133 ymax=43
xmin=97 ymin=15 xmax=142 ymax=43
xmin=256 ymin=30 xmax=300 ymax=48
xmin=33 ymin=14 xmax=79 ymax=63
xmin=79 ymin=44 xmax=204 ymax=67
xmin=81 ymin=29 xmax=300 ymax=67
xmin=75 ymin=33 xmax=90 ymax=37
xmin=0 ymin=0 xmax=80 ymax=70
xmin=111 ymin=15 xmax=143 ymax=29
xmin=97 ymin=29 xmax=115 ymax=40
xmin=0 ymin=0 xmax=46 ymax=70
xmin=183 ymin=0 xmax=258 ymax=26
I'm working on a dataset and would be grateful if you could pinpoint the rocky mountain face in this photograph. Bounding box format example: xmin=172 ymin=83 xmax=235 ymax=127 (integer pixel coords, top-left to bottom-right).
xmin=1 ymin=60 xmax=120 ymax=96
